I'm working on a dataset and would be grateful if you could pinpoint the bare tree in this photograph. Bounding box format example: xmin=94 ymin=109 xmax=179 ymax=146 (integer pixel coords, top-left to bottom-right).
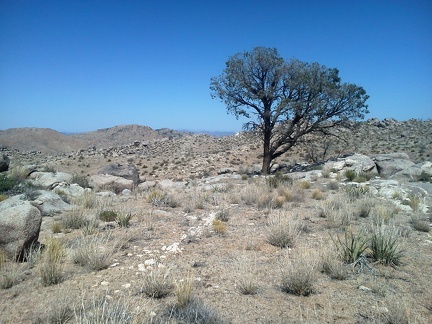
xmin=210 ymin=47 xmax=369 ymax=174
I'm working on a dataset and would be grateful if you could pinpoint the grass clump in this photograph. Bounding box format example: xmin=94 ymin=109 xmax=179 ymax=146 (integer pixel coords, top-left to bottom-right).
xmin=266 ymin=213 xmax=301 ymax=248
xmin=175 ymin=274 xmax=194 ymax=307
xmin=61 ymin=209 xmax=91 ymax=230
xmin=72 ymin=174 xmax=89 ymax=188
xmin=266 ymin=172 xmax=292 ymax=188
xmin=311 ymin=188 xmax=324 ymax=200
xmin=411 ymin=215 xmax=430 ymax=232
xmin=212 ymin=219 xmax=227 ymax=235
xmin=71 ymin=235 xmax=115 ymax=271
xmin=140 ymin=266 xmax=174 ymax=299
xmin=39 ymin=238 xmax=65 ymax=286
xmin=280 ymin=251 xmax=316 ymax=296
xmin=417 ymin=170 xmax=431 ymax=182
xmin=163 ymin=298 xmax=225 ymax=324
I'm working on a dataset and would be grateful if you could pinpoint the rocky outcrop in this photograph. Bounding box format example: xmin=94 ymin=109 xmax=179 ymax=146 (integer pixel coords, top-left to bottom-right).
xmin=28 ymin=171 xmax=73 ymax=188
xmin=98 ymin=163 xmax=139 ymax=186
xmin=0 ymin=203 xmax=42 ymax=261
xmin=89 ymin=174 xmax=134 ymax=193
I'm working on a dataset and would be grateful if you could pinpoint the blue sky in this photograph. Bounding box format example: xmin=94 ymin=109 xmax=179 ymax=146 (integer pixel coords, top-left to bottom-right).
xmin=1 ymin=0 xmax=431 ymax=133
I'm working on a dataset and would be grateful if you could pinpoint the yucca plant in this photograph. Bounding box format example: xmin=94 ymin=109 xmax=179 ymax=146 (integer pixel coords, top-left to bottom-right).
xmin=369 ymin=225 xmax=404 ymax=267
xmin=116 ymin=212 xmax=132 ymax=228
xmin=332 ymin=228 xmax=369 ymax=264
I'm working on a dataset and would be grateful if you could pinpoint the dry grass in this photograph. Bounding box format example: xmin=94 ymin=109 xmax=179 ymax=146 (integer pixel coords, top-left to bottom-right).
xmin=266 ymin=212 xmax=301 ymax=248
xmin=279 ymin=249 xmax=317 ymax=296
xmin=139 ymin=266 xmax=174 ymax=299
xmin=38 ymin=237 xmax=65 ymax=286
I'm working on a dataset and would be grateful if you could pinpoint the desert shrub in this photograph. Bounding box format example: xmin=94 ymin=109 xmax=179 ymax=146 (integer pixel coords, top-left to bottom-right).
xmin=311 ymin=188 xmax=324 ymax=200
xmin=8 ymin=165 xmax=29 ymax=182
xmin=73 ymin=293 xmax=132 ymax=323
xmin=39 ymin=238 xmax=64 ymax=286
xmin=371 ymin=205 xmax=397 ymax=225
xmin=215 ymin=209 xmax=229 ymax=222
xmin=139 ymin=267 xmax=173 ymax=299
xmin=51 ymin=222 xmax=63 ymax=234
xmin=369 ymin=225 xmax=404 ymax=267
xmin=0 ymin=257 xmax=23 ymax=289
xmin=266 ymin=172 xmax=292 ymax=188
xmin=74 ymin=192 xmax=98 ymax=209
xmin=80 ymin=218 xmax=99 ymax=235
xmin=71 ymin=235 xmax=115 ymax=271
xmin=327 ymin=180 xmax=339 ymax=191
xmin=175 ymin=275 xmax=194 ymax=307
xmin=320 ymin=196 xmax=353 ymax=228
xmin=297 ymin=180 xmax=311 ymax=190
xmin=116 ymin=212 xmax=132 ymax=227
xmin=0 ymin=173 xmax=17 ymax=193
xmin=61 ymin=209 xmax=90 ymax=230
xmin=343 ymin=184 xmax=369 ymax=202
xmin=71 ymin=174 xmax=89 ymax=188
xmin=280 ymin=251 xmax=317 ymax=296
xmin=321 ymin=257 xmax=351 ymax=280
xmin=382 ymin=296 xmax=410 ymax=324
xmin=405 ymin=192 xmax=421 ymax=212
xmin=237 ymin=275 xmax=259 ymax=295
xmin=212 ymin=219 xmax=227 ymax=235
xmin=411 ymin=215 xmax=430 ymax=232
xmin=99 ymin=210 xmax=118 ymax=222
xmin=266 ymin=213 xmax=301 ymax=248
xmin=344 ymin=169 xmax=357 ymax=181
xmin=332 ymin=228 xmax=369 ymax=264
xmin=356 ymin=198 xmax=374 ymax=218
xmin=147 ymin=189 xmax=169 ymax=207
xmin=163 ymin=298 xmax=225 ymax=324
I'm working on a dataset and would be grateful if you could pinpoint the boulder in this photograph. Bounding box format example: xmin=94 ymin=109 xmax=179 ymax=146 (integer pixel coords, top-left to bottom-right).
xmin=28 ymin=171 xmax=73 ymax=188
xmin=98 ymin=163 xmax=139 ymax=186
xmin=0 ymin=204 xmax=42 ymax=261
xmin=89 ymin=174 xmax=134 ymax=193
xmin=372 ymin=153 xmax=415 ymax=178
xmin=31 ymin=190 xmax=74 ymax=216
xmin=0 ymin=155 xmax=10 ymax=172
xmin=53 ymin=183 xmax=86 ymax=198
xmin=138 ymin=181 xmax=156 ymax=191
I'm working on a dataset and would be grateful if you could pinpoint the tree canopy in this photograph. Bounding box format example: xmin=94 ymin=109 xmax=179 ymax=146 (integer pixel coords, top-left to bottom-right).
xmin=210 ymin=47 xmax=369 ymax=174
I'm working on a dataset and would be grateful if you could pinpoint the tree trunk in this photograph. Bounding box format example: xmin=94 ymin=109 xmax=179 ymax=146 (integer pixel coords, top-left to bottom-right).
xmin=262 ymin=113 xmax=272 ymax=175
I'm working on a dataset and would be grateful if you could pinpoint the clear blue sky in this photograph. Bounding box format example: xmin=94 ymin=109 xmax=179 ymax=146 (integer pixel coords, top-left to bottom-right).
xmin=1 ymin=0 xmax=431 ymax=133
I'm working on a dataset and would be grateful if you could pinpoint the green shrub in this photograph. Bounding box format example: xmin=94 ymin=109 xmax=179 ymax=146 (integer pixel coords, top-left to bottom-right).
xmin=99 ymin=210 xmax=118 ymax=222
xmin=266 ymin=172 xmax=292 ymax=188
xmin=344 ymin=169 xmax=357 ymax=181
xmin=61 ymin=210 xmax=90 ymax=230
xmin=0 ymin=174 xmax=17 ymax=193
xmin=411 ymin=215 xmax=430 ymax=232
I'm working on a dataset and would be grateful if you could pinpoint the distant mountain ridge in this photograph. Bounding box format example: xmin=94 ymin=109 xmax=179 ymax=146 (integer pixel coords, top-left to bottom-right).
xmin=0 ymin=124 xmax=192 ymax=153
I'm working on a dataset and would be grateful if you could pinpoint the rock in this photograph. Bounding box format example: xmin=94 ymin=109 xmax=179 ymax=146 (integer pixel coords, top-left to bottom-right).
xmin=98 ymin=163 xmax=139 ymax=186
xmin=0 ymin=204 xmax=42 ymax=261
xmin=420 ymin=161 xmax=432 ymax=175
xmin=217 ymin=167 xmax=237 ymax=175
xmin=0 ymin=155 xmax=10 ymax=172
xmin=31 ymin=190 xmax=74 ymax=216
xmin=138 ymin=181 xmax=156 ymax=191
xmin=373 ymin=153 xmax=415 ymax=178
xmin=89 ymin=174 xmax=134 ymax=193
xmin=53 ymin=183 xmax=85 ymax=197
xmin=28 ymin=172 xmax=73 ymax=188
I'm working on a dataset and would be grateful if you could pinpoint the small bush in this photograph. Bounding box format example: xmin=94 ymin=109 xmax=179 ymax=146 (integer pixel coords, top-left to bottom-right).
xmin=266 ymin=213 xmax=300 ymax=248
xmin=327 ymin=180 xmax=339 ymax=191
xmin=369 ymin=225 xmax=404 ymax=267
xmin=297 ymin=180 xmax=311 ymax=190
xmin=356 ymin=198 xmax=373 ymax=218
xmin=343 ymin=185 xmax=369 ymax=202
xmin=61 ymin=209 xmax=90 ymax=230
xmin=147 ymin=189 xmax=168 ymax=207
xmin=237 ymin=276 xmax=259 ymax=295
xmin=411 ymin=215 xmax=430 ymax=232
xmin=71 ymin=235 xmax=114 ymax=271
xmin=280 ymin=252 xmax=316 ymax=296
xmin=0 ymin=173 xmax=17 ymax=193
xmin=73 ymin=294 xmax=132 ymax=323
xmin=215 ymin=209 xmax=229 ymax=222
xmin=212 ymin=219 xmax=227 ymax=235
xmin=163 ymin=298 xmax=225 ymax=324
xmin=140 ymin=267 xmax=173 ymax=299
xmin=99 ymin=210 xmax=118 ymax=222
xmin=311 ymin=188 xmax=324 ymax=200
xmin=321 ymin=250 xmax=351 ymax=280
xmin=266 ymin=172 xmax=292 ymax=188
xmin=344 ymin=169 xmax=357 ymax=181
xmin=405 ymin=192 xmax=421 ymax=212
xmin=51 ymin=222 xmax=63 ymax=234
xmin=72 ymin=174 xmax=89 ymax=188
